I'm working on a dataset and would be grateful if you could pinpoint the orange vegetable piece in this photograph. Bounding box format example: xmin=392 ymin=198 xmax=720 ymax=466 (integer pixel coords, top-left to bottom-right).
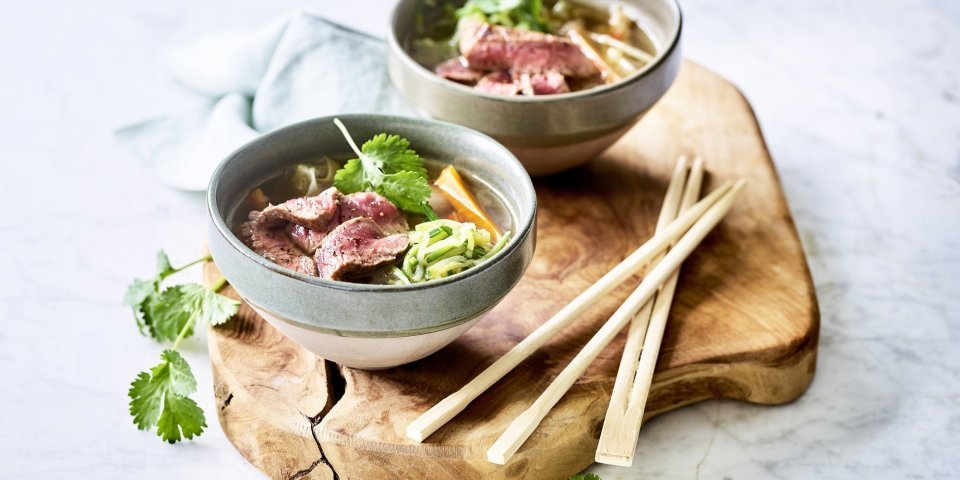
xmin=434 ymin=165 xmax=503 ymax=238
xmin=247 ymin=188 xmax=269 ymax=210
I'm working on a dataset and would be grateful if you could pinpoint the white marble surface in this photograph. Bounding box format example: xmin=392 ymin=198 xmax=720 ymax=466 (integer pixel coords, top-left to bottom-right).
xmin=1 ymin=0 xmax=958 ymax=478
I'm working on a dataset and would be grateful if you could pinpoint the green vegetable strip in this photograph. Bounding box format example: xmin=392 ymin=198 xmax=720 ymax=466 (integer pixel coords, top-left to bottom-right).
xmin=390 ymin=219 xmax=512 ymax=285
xmin=426 ymin=245 xmax=459 ymax=263
xmin=486 ymin=230 xmax=512 ymax=258
xmin=390 ymin=267 xmax=412 ymax=285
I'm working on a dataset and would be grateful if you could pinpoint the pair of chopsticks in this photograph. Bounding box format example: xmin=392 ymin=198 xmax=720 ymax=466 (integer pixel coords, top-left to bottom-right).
xmin=406 ymin=157 xmax=746 ymax=466
xmin=594 ymin=156 xmax=705 ymax=466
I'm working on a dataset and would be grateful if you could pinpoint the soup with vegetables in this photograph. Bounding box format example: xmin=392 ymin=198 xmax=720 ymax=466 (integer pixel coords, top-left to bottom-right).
xmin=232 ymin=119 xmax=513 ymax=285
xmin=410 ymin=0 xmax=658 ymax=96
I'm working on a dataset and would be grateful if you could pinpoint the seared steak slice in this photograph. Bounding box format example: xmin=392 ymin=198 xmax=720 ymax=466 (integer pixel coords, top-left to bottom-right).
xmin=285 ymin=223 xmax=328 ymax=254
xmin=459 ymin=22 xmax=598 ymax=78
xmin=258 ymin=187 xmax=341 ymax=230
xmin=243 ymin=212 xmax=318 ymax=276
xmin=316 ymin=217 xmax=409 ymax=280
xmin=475 ymin=71 xmax=520 ymax=95
xmin=518 ymin=70 xmax=570 ymax=95
xmin=435 ymin=57 xmax=483 ymax=84
xmin=339 ymin=192 xmax=409 ymax=234
xmin=242 ymin=187 xmax=411 ymax=279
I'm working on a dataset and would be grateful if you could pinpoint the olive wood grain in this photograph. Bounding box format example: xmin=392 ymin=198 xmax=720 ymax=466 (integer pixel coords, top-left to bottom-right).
xmin=205 ymin=60 xmax=820 ymax=480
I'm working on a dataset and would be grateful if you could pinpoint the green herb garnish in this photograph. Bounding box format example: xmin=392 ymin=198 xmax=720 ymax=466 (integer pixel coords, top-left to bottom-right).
xmin=124 ymin=251 xmax=239 ymax=443
xmin=129 ymin=350 xmax=206 ymax=443
xmin=568 ymin=474 xmax=602 ymax=480
xmin=456 ymin=0 xmax=551 ymax=33
xmin=332 ymin=118 xmax=437 ymax=219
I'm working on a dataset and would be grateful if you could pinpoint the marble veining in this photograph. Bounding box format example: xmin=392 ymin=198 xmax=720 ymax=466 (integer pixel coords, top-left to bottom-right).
xmin=0 ymin=0 xmax=957 ymax=478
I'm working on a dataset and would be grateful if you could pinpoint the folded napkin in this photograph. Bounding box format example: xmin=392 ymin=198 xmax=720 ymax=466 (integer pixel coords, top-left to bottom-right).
xmin=117 ymin=12 xmax=419 ymax=191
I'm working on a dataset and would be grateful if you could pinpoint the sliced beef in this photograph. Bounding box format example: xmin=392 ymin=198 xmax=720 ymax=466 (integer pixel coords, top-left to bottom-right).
xmin=518 ymin=70 xmax=570 ymax=95
xmin=316 ymin=217 xmax=409 ymax=280
xmin=243 ymin=212 xmax=318 ymax=276
xmin=242 ymin=187 xmax=412 ymax=279
xmin=339 ymin=192 xmax=409 ymax=234
xmin=285 ymin=223 xmax=327 ymax=254
xmin=435 ymin=57 xmax=483 ymax=84
xmin=475 ymin=71 xmax=520 ymax=95
xmin=258 ymin=187 xmax=341 ymax=230
xmin=459 ymin=22 xmax=598 ymax=78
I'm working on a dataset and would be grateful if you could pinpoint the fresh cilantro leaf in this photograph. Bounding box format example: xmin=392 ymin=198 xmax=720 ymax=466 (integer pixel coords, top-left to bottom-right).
xmin=457 ymin=0 xmax=549 ymax=32
xmin=463 ymin=0 xmax=522 ymax=14
xmin=139 ymin=292 xmax=165 ymax=339
xmin=125 ymin=278 xmax=156 ymax=336
xmin=379 ymin=171 xmax=435 ymax=216
xmin=125 ymin=250 xmax=190 ymax=337
xmin=129 ymin=371 xmax=163 ymax=429
xmin=332 ymin=119 xmax=435 ymax=217
xmin=124 ymin=278 xmax=155 ymax=307
xmin=333 ymin=158 xmax=370 ymax=193
xmin=144 ymin=287 xmax=194 ymax=342
xmin=155 ymin=349 xmax=198 ymax=395
xmin=334 ymin=158 xmax=373 ymax=194
xmin=361 ymin=134 xmax=429 ymax=180
xmin=185 ymin=284 xmax=240 ymax=326
xmin=157 ymin=393 xmax=206 ymax=443
xmin=568 ymin=474 xmax=601 ymax=480
xmin=147 ymin=284 xmax=240 ymax=342
xmin=129 ymin=350 xmax=206 ymax=443
xmin=155 ymin=250 xmax=175 ymax=279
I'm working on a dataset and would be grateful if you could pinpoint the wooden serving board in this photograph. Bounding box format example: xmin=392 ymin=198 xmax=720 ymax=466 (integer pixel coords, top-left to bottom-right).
xmin=204 ymin=61 xmax=819 ymax=480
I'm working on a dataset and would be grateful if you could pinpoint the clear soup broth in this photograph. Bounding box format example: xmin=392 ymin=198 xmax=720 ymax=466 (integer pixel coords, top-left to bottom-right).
xmin=230 ymin=156 xmax=514 ymax=285
xmin=410 ymin=0 xmax=659 ymax=94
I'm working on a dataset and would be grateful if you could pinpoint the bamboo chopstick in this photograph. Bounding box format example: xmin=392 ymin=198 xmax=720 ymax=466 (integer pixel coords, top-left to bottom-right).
xmin=595 ymin=157 xmax=705 ymax=466
xmin=601 ymin=156 xmax=690 ymax=428
xmin=486 ymin=178 xmax=745 ymax=465
xmin=405 ymin=180 xmax=734 ymax=443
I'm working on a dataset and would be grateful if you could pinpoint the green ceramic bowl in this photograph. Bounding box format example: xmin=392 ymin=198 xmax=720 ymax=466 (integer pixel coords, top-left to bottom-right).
xmin=207 ymin=114 xmax=537 ymax=369
xmin=387 ymin=0 xmax=683 ymax=175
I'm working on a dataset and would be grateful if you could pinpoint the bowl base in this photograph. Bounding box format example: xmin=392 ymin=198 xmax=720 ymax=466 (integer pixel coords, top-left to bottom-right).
xmin=499 ymin=121 xmax=639 ymax=176
xmin=249 ymin=304 xmax=484 ymax=370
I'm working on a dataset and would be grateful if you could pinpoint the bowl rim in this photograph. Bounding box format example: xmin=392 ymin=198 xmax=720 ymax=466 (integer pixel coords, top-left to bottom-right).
xmin=207 ymin=113 xmax=537 ymax=293
xmin=387 ymin=0 xmax=683 ymax=104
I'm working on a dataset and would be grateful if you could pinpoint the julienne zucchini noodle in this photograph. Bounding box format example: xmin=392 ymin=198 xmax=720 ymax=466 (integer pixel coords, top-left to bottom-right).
xmin=392 ymin=219 xmax=511 ymax=285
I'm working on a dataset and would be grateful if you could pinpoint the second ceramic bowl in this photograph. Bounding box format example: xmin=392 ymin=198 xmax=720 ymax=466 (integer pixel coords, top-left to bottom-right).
xmin=387 ymin=0 xmax=683 ymax=175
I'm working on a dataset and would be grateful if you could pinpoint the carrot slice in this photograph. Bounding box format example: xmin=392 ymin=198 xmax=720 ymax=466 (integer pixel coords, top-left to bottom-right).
xmin=433 ymin=165 xmax=503 ymax=238
xmin=247 ymin=188 xmax=269 ymax=210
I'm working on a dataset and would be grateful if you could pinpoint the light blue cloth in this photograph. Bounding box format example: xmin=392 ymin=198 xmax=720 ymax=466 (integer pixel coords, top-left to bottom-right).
xmin=116 ymin=12 xmax=418 ymax=191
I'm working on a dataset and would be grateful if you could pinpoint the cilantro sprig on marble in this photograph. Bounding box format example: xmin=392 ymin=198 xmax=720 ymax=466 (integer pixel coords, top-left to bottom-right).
xmin=332 ymin=118 xmax=438 ymax=220
xmin=128 ymin=350 xmax=205 ymax=443
xmin=124 ymin=251 xmax=239 ymax=443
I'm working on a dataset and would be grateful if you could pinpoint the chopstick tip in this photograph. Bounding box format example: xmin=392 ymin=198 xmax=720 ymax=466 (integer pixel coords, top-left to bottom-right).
xmin=595 ymin=452 xmax=636 ymax=467
xmin=405 ymin=426 xmax=426 ymax=443
xmin=486 ymin=451 xmax=508 ymax=465
xmin=691 ymin=155 xmax=705 ymax=170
